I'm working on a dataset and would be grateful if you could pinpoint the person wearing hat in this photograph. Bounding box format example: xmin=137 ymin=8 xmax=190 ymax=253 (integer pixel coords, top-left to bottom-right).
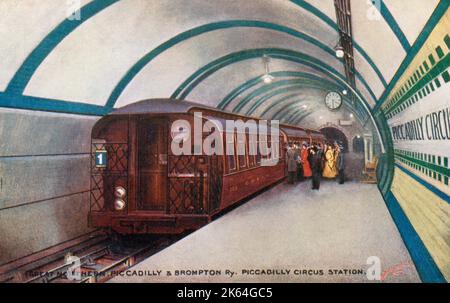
xmin=334 ymin=142 xmax=345 ymax=184
xmin=322 ymin=144 xmax=337 ymax=178
xmin=300 ymin=142 xmax=312 ymax=179
xmin=309 ymin=145 xmax=322 ymax=190
xmin=321 ymin=143 xmax=328 ymax=171
xmin=295 ymin=144 xmax=304 ymax=182
xmin=286 ymin=144 xmax=299 ymax=184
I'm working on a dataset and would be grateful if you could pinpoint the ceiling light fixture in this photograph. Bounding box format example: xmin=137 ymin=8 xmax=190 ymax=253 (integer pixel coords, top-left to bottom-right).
xmin=261 ymin=55 xmax=274 ymax=84
xmin=342 ymin=89 xmax=348 ymax=95
xmin=262 ymin=74 xmax=274 ymax=84
xmin=334 ymin=38 xmax=345 ymax=59
xmin=335 ymin=45 xmax=345 ymax=58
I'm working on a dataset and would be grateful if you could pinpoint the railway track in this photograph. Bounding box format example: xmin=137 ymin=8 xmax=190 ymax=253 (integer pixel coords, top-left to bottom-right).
xmin=0 ymin=231 xmax=176 ymax=283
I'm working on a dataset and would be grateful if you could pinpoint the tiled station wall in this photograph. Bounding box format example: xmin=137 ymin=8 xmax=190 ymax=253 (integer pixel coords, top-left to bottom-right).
xmin=379 ymin=9 xmax=450 ymax=282
xmin=0 ymin=108 xmax=97 ymax=264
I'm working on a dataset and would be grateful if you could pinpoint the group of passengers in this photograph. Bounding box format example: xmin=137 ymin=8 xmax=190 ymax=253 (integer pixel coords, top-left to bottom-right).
xmin=285 ymin=141 xmax=345 ymax=190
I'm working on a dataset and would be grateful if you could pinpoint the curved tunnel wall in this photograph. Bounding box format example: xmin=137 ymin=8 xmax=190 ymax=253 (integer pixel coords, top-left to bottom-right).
xmin=0 ymin=0 xmax=448 ymax=283
xmin=373 ymin=9 xmax=450 ymax=282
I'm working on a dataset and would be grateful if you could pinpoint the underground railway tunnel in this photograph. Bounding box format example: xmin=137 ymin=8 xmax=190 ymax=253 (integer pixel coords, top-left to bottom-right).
xmin=0 ymin=0 xmax=448 ymax=283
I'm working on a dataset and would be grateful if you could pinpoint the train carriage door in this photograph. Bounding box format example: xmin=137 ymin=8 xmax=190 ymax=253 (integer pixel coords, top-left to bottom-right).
xmin=167 ymin=115 xmax=222 ymax=215
xmin=137 ymin=117 xmax=168 ymax=211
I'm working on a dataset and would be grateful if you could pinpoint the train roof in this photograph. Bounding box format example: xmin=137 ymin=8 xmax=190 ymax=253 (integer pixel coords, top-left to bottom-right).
xmin=280 ymin=126 xmax=308 ymax=138
xmin=310 ymin=132 xmax=326 ymax=139
xmin=280 ymin=123 xmax=322 ymax=134
xmin=107 ymin=99 xmax=323 ymax=137
xmin=110 ymin=98 xmax=217 ymax=115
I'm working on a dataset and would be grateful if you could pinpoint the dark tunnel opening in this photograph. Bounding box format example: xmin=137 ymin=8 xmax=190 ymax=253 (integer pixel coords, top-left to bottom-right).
xmin=320 ymin=127 xmax=349 ymax=153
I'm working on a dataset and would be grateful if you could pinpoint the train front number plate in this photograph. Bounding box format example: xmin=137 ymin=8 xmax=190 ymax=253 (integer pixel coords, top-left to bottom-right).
xmin=95 ymin=150 xmax=107 ymax=168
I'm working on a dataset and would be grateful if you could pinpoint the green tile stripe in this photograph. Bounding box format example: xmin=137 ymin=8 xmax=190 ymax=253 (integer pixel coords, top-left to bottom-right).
xmin=290 ymin=0 xmax=387 ymax=87
xmin=395 ymin=156 xmax=449 ymax=186
xmin=178 ymin=48 xmax=375 ymax=119
xmin=383 ymin=52 xmax=449 ymax=116
xmin=394 ymin=150 xmax=450 ymax=180
xmin=289 ymin=111 xmax=312 ymax=125
xmin=257 ymin=93 xmax=364 ymax=125
xmin=220 ymin=71 xmax=345 ymax=113
xmin=0 ymin=93 xmax=107 ymax=116
xmin=384 ymin=41 xmax=449 ymax=113
xmin=375 ymin=112 xmax=395 ymax=195
xmin=395 ymin=162 xmax=450 ymax=204
xmin=283 ymin=105 xmax=311 ymax=123
xmin=373 ymin=1 xmax=449 ymax=114
xmin=108 ymin=21 xmax=379 ymax=109
xmin=386 ymin=70 xmax=448 ymax=120
xmin=246 ymin=84 xmax=317 ymax=116
xmin=377 ymin=0 xmax=411 ymax=51
xmin=5 ymin=0 xmax=120 ymax=95
xmin=383 ymin=190 xmax=446 ymax=282
xmin=260 ymin=94 xmax=305 ymax=117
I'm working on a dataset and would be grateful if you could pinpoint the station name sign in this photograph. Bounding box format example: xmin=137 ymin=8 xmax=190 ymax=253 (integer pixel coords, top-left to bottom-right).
xmin=391 ymin=107 xmax=450 ymax=141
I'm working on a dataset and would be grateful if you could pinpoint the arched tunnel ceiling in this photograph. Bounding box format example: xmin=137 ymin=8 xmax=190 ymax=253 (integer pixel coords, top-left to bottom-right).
xmin=0 ymin=0 xmax=444 ymax=126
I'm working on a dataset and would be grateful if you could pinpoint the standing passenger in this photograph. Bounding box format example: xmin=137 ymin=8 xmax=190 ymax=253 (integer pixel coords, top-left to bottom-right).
xmin=286 ymin=145 xmax=298 ymax=184
xmin=335 ymin=143 xmax=345 ymax=184
xmin=294 ymin=144 xmax=304 ymax=182
xmin=317 ymin=143 xmax=324 ymax=171
xmin=301 ymin=143 xmax=312 ymax=179
xmin=309 ymin=146 xmax=322 ymax=190
xmin=321 ymin=143 xmax=328 ymax=171
xmin=322 ymin=145 xmax=337 ymax=178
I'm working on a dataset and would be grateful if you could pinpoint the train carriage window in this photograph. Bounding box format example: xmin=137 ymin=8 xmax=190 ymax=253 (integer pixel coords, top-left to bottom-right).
xmin=226 ymin=132 xmax=237 ymax=171
xmin=270 ymin=135 xmax=279 ymax=161
xmin=279 ymin=135 xmax=285 ymax=160
xmin=247 ymin=133 xmax=256 ymax=167
xmin=237 ymin=132 xmax=247 ymax=169
xmin=264 ymin=135 xmax=271 ymax=159
xmin=256 ymin=137 xmax=264 ymax=165
xmin=268 ymin=134 xmax=278 ymax=162
xmin=255 ymin=144 xmax=261 ymax=165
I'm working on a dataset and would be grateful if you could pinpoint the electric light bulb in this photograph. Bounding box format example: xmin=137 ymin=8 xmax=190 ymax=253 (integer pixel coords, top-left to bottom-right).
xmin=262 ymin=74 xmax=274 ymax=84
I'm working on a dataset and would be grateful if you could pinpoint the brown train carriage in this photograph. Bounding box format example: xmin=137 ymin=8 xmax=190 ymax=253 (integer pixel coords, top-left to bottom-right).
xmin=89 ymin=99 xmax=324 ymax=235
xmin=309 ymin=130 xmax=326 ymax=146
xmin=279 ymin=123 xmax=325 ymax=146
xmin=279 ymin=124 xmax=311 ymax=146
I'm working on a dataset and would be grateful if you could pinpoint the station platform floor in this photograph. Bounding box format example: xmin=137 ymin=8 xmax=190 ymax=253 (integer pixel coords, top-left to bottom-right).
xmin=111 ymin=180 xmax=420 ymax=283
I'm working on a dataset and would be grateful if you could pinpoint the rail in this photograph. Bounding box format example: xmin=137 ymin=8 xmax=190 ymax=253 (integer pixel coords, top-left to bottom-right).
xmin=0 ymin=232 xmax=176 ymax=283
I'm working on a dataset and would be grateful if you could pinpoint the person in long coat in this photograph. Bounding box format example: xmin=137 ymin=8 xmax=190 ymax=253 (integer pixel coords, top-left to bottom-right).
xmin=295 ymin=145 xmax=304 ymax=182
xmin=321 ymin=143 xmax=327 ymax=171
xmin=309 ymin=146 xmax=322 ymax=190
xmin=317 ymin=143 xmax=324 ymax=171
xmin=322 ymin=145 xmax=337 ymax=178
xmin=300 ymin=143 xmax=312 ymax=178
xmin=286 ymin=145 xmax=299 ymax=184
xmin=335 ymin=144 xmax=345 ymax=184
